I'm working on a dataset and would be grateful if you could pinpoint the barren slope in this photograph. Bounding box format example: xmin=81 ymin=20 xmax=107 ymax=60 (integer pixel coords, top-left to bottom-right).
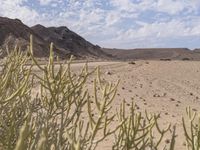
xmin=31 ymin=25 xmax=111 ymax=59
xmin=0 ymin=17 xmax=111 ymax=59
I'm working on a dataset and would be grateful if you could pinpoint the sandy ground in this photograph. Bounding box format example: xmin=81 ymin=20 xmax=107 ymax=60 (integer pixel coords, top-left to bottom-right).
xmin=33 ymin=60 xmax=200 ymax=149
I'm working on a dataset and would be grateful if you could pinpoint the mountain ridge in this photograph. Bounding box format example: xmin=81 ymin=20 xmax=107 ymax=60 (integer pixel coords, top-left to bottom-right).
xmin=1 ymin=16 xmax=200 ymax=60
xmin=0 ymin=16 xmax=111 ymax=59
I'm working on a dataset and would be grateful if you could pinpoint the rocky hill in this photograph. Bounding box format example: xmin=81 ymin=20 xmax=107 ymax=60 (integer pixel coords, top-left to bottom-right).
xmin=1 ymin=16 xmax=200 ymax=61
xmin=0 ymin=17 xmax=50 ymax=57
xmin=0 ymin=17 xmax=111 ymax=59
xmin=31 ymin=24 xmax=110 ymax=59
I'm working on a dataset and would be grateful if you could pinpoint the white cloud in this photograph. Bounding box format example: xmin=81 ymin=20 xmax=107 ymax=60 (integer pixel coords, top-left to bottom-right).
xmin=105 ymin=11 xmax=121 ymax=26
xmin=156 ymin=0 xmax=186 ymax=15
xmin=110 ymin=0 xmax=199 ymax=15
xmin=0 ymin=0 xmax=39 ymax=25
xmin=110 ymin=0 xmax=137 ymax=11
xmin=38 ymin=0 xmax=59 ymax=5
xmin=1 ymin=0 xmax=200 ymax=48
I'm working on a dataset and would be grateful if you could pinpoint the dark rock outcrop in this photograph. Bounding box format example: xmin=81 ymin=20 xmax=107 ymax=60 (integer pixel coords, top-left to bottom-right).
xmin=0 ymin=17 xmax=111 ymax=59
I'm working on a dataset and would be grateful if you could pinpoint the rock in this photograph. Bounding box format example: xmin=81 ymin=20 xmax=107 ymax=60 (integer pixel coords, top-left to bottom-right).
xmin=165 ymin=139 xmax=170 ymax=144
xmin=170 ymin=98 xmax=175 ymax=101
xmin=105 ymin=71 xmax=112 ymax=75
xmin=128 ymin=61 xmax=136 ymax=65
xmin=153 ymin=94 xmax=160 ymax=97
xmin=192 ymin=108 xmax=197 ymax=112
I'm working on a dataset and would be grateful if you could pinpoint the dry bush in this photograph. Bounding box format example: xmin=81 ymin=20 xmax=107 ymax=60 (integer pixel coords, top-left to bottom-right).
xmin=182 ymin=107 xmax=200 ymax=150
xmin=182 ymin=58 xmax=190 ymax=61
xmin=128 ymin=61 xmax=136 ymax=65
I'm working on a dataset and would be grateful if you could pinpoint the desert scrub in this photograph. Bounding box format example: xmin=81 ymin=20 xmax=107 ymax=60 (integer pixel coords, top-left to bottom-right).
xmin=0 ymin=36 xmax=173 ymax=150
xmin=0 ymin=46 xmax=32 ymax=149
xmin=0 ymin=36 xmax=123 ymax=150
xmin=182 ymin=107 xmax=200 ymax=150
xmin=112 ymin=100 xmax=175 ymax=150
xmin=0 ymin=35 xmax=199 ymax=150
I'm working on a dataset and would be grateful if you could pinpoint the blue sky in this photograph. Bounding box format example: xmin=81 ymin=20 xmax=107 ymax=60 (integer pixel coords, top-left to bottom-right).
xmin=1 ymin=0 xmax=200 ymax=49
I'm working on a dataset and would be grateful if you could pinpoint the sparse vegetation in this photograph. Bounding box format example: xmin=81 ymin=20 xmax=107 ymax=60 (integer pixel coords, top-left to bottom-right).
xmin=160 ymin=59 xmax=171 ymax=61
xmin=128 ymin=61 xmax=136 ymax=65
xmin=182 ymin=107 xmax=200 ymax=150
xmin=0 ymin=36 xmax=199 ymax=150
xmin=182 ymin=58 xmax=190 ymax=61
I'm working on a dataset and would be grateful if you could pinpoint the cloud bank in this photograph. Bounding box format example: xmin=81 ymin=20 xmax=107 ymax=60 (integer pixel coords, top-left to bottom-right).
xmin=0 ymin=0 xmax=200 ymax=49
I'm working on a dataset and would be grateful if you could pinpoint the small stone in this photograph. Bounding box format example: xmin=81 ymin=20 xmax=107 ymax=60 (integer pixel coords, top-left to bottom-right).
xmin=165 ymin=139 xmax=170 ymax=144
xmin=170 ymin=98 xmax=175 ymax=101
xmin=153 ymin=94 xmax=160 ymax=97
xmin=128 ymin=61 xmax=136 ymax=65
xmin=192 ymin=108 xmax=197 ymax=112
xmin=105 ymin=71 xmax=112 ymax=75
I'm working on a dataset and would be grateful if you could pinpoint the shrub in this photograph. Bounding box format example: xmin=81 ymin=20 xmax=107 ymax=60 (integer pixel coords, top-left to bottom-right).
xmin=128 ymin=61 xmax=136 ymax=65
xmin=182 ymin=58 xmax=190 ymax=61
xmin=160 ymin=59 xmax=171 ymax=61
xmin=182 ymin=107 xmax=200 ymax=150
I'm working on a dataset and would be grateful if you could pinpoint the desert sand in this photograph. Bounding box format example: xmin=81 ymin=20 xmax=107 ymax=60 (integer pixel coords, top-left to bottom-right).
xmin=86 ymin=60 xmax=200 ymax=149
xmin=32 ymin=60 xmax=200 ymax=149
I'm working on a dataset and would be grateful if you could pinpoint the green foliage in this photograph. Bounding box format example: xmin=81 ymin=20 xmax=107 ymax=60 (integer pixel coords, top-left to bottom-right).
xmin=0 ymin=36 xmax=199 ymax=150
